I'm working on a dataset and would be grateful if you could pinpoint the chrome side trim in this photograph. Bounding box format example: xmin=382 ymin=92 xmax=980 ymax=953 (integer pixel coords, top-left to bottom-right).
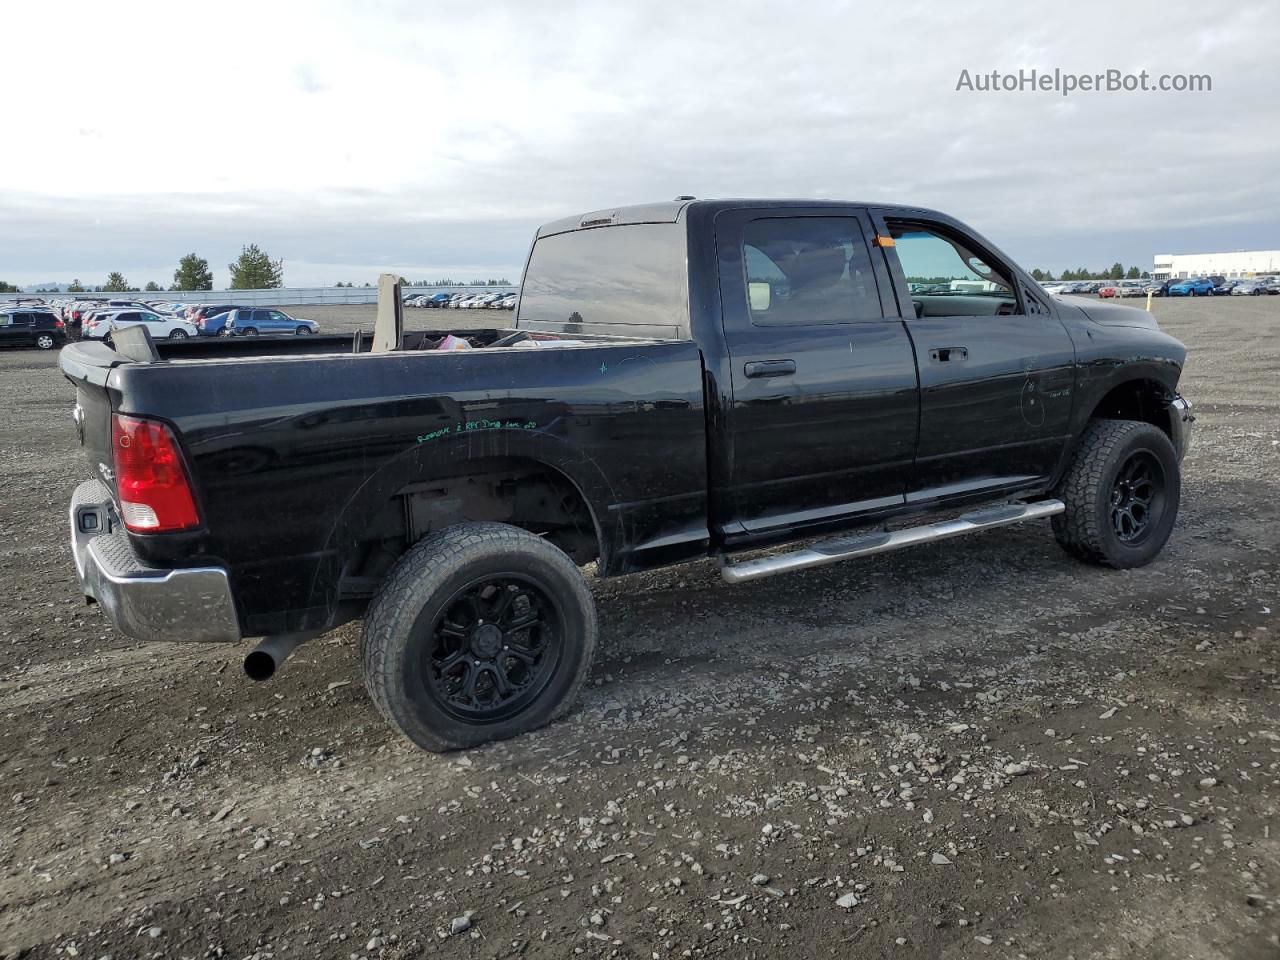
xmin=720 ymin=499 xmax=1065 ymax=584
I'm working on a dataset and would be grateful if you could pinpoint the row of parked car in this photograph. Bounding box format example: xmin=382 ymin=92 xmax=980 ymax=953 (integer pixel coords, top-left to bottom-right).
xmin=32 ymin=298 xmax=321 ymax=343
xmin=404 ymin=291 xmax=516 ymax=309
xmin=1 ymin=290 xmax=518 ymax=351
xmin=1044 ymin=276 xmax=1280 ymax=298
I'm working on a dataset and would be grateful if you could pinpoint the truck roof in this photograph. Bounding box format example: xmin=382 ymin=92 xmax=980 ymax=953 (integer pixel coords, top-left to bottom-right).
xmin=535 ymin=198 xmax=944 ymax=238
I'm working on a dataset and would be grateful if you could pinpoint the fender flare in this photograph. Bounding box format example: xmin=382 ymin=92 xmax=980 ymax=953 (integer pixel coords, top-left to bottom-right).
xmin=309 ymin=428 xmax=620 ymax=606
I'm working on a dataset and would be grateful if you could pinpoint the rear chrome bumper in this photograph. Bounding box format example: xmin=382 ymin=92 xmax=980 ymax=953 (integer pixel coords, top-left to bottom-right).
xmin=1170 ymin=396 xmax=1195 ymax=463
xmin=69 ymin=479 xmax=241 ymax=643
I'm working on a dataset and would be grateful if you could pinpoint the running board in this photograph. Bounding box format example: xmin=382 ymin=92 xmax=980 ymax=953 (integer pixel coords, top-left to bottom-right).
xmin=720 ymin=499 xmax=1065 ymax=584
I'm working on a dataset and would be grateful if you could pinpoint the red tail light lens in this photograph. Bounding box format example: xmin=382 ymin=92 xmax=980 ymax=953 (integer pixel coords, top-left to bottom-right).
xmin=111 ymin=414 xmax=201 ymax=532
xmin=55 ymin=320 xmax=64 ymax=329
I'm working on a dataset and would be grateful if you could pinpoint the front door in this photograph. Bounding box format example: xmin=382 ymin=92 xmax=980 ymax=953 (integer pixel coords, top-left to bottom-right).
xmin=715 ymin=208 xmax=920 ymax=535
xmin=871 ymin=210 xmax=1076 ymax=502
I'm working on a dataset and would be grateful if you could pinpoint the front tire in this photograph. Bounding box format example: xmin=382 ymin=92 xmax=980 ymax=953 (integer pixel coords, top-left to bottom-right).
xmin=1053 ymin=419 xmax=1180 ymax=568
xmin=362 ymin=522 xmax=597 ymax=752
xmin=35 ymin=333 xmax=56 ymax=350
xmin=169 ymin=329 xmax=189 ymax=340
xmin=295 ymin=326 xmax=312 ymax=335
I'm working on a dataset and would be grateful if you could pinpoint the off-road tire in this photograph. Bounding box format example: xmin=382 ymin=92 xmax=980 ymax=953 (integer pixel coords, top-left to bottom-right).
xmin=361 ymin=522 xmax=596 ymax=752
xmin=1053 ymin=419 xmax=1180 ymax=568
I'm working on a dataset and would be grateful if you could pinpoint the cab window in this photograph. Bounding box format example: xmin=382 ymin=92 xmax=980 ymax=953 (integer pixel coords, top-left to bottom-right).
xmin=886 ymin=220 xmax=1022 ymax=318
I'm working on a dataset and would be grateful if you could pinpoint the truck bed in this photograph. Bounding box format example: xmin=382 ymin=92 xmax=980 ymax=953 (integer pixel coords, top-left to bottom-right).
xmin=59 ymin=325 xmax=711 ymax=636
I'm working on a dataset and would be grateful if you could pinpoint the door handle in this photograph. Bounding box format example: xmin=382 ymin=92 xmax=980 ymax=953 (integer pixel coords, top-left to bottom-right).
xmin=744 ymin=359 xmax=796 ymax=379
xmin=929 ymin=346 xmax=968 ymax=363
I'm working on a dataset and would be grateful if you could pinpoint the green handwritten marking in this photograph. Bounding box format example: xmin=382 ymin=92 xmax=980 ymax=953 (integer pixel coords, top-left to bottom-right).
xmin=418 ymin=421 xmax=538 ymax=443
xmin=599 ymin=361 xmax=609 ymax=375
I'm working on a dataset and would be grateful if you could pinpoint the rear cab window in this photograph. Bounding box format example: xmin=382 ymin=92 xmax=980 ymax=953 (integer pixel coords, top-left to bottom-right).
xmin=518 ymin=223 xmax=691 ymax=339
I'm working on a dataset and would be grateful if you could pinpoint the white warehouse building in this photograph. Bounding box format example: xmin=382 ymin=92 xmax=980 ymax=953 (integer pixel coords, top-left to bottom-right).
xmin=1153 ymin=249 xmax=1280 ymax=281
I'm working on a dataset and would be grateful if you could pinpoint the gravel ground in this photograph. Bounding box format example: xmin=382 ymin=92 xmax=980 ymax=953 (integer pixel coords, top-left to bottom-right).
xmin=0 ymin=296 xmax=1277 ymax=959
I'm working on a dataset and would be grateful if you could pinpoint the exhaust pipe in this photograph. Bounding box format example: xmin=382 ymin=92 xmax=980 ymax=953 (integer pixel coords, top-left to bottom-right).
xmin=243 ymin=632 xmax=317 ymax=681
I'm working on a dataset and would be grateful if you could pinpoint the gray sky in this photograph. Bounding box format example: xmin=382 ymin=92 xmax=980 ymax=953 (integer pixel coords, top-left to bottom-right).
xmin=3 ymin=0 xmax=1276 ymax=288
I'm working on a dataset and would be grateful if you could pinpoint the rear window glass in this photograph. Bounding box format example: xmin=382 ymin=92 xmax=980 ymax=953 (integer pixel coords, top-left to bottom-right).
xmin=518 ymin=223 xmax=689 ymax=337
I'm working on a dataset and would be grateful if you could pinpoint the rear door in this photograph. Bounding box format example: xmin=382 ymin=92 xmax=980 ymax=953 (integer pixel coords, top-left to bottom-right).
xmin=261 ymin=309 xmax=291 ymax=332
xmin=715 ymin=207 xmax=919 ymax=534
xmin=870 ymin=209 xmax=1076 ymax=502
xmin=0 ymin=312 xmax=21 ymax=344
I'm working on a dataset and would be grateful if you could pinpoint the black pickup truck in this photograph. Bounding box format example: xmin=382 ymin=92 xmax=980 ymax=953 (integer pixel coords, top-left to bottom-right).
xmin=60 ymin=199 xmax=1193 ymax=751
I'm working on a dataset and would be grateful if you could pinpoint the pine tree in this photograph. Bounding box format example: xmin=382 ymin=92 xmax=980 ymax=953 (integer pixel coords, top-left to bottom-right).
xmin=173 ymin=253 xmax=214 ymax=291
xmin=103 ymin=272 xmax=130 ymax=292
xmin=228 ymin=244 xmax=283 ymax=289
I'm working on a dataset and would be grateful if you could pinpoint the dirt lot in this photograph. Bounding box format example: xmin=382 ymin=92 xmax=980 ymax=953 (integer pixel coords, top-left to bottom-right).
xmin=1 ymin=297 xmax=1277 ymax=960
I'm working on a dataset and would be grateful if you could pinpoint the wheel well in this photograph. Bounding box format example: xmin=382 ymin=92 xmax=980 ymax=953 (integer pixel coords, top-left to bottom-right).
xmin=1089 ymin=380 xmax=1174 ymax=439
xmin=340 ymin=457 xmax=601 ymax=597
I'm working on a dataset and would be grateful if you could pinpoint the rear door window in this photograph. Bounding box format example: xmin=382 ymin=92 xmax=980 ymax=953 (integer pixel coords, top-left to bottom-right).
xmin=741 ymin=217 xmax=884 ymax=325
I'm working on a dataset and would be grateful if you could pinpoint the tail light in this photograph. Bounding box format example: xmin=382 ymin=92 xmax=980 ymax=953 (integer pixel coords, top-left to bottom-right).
xmin=197 ymin=316 xmax=206 ymax=329
xmin=111 ymin=414 xmax=201 ymax=532
xmin=72 ymin=310 xmax=81 ymax=321
xmin=55 ymin=320 xmax=64 ymax=329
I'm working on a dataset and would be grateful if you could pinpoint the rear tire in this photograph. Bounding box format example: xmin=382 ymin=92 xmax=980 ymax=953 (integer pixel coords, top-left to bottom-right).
xmin=362 ymin=522 xmax=597 ymax=752
xmin=1053 ymin=419 xmax=1180 ymax=568
xmin=240 ymin=327 xmax=258 ymax=337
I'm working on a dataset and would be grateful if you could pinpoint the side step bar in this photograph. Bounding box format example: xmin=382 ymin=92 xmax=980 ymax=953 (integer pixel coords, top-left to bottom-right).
xmin=720 ymin=499 xmax=1065 ymax=584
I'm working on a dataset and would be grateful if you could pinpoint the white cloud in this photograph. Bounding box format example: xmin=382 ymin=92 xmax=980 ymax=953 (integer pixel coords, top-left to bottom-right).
xmin=2 ymin=0 xmax=1277 ymax=285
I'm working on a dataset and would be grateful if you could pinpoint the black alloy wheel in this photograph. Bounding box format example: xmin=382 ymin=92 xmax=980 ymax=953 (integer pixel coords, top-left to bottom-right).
xmin=1053 ymin=419 xmax=1180 ymax=568
xmin=1109 ymin=450 xmax=1165 ymax=544
xmin=422 ymin=574 xmax=563 ymax=723
xmin=361 ymin=522 xmax=597 ymax=751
